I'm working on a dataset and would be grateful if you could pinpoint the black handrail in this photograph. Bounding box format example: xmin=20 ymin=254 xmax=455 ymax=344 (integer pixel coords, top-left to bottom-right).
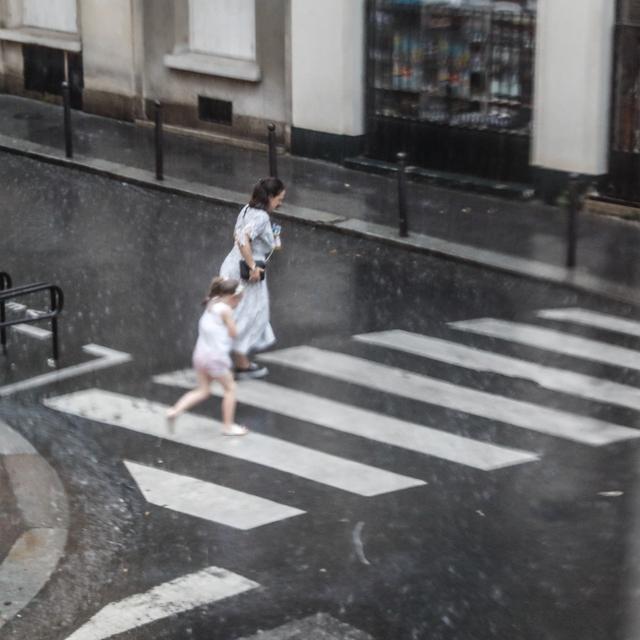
xmin=0 ymin=282 xmax=64 ymax=362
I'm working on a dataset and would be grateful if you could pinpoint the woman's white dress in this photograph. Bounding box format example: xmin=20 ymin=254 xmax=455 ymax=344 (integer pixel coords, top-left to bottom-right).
xmin=219 ymin=205 xmax=276 ymax=355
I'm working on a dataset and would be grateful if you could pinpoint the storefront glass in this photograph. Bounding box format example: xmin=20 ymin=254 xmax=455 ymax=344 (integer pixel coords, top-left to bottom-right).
xmin=370 ymin=0 xmax=535 ymax=129
xmin=366 ymin=0 xmax=537 ymax=182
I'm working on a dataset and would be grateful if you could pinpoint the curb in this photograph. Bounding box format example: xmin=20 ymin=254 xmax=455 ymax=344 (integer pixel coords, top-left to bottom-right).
xmin=344 ymin=155 xmax=534 ymax=200
xmin=0 ymin=419 xmax=69 ymax=630
xmin=0 ymin=134 xmax=637 ymax=307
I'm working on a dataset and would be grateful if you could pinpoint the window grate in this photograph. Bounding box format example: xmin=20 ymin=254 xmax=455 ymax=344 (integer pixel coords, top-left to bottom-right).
xmin=198 ymin=96 xmax=232 ymax=125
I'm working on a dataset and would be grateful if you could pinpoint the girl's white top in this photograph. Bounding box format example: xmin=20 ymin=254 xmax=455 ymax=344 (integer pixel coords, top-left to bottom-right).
xmin=194 ymin=300 xmax=232 ymax=359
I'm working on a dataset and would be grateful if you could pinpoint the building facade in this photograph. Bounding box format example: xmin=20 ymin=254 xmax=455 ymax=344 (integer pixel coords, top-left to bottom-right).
xmin=0 ymin=0 xmax=634 ymax=203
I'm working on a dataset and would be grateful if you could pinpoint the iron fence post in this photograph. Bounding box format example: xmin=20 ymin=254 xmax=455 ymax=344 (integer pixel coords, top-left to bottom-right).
xmin=566 ymin=173 xmax=580 ymax=269
xmin=268 ymin=123 xmax=278 ymax=178
xmin=154 ymin=100 xmax=164 ymax=181
xmin=397 ymin=152 xmax=408 ymax=237
xmin=62 ymin=81 xmax=73 ymax=158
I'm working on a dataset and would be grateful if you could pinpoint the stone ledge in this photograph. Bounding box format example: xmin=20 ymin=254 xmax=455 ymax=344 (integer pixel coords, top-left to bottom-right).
xmin=586 ymin=197 xmax=640 ymax=222
xmin=0 ymin=26 xmax=81 ymax=52
xmin=164 ymin=50 xmax=261 ymax=82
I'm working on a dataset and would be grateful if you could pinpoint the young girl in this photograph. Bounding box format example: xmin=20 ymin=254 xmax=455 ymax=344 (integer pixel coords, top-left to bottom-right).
xmin=166 ymin=277 xmax=248 ymax=436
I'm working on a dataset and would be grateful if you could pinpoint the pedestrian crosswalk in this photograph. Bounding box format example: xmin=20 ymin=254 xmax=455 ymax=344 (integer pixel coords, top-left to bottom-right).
xmin=46 ymin=306 xmax=640 ymax=639
xmin=258 ymin=346 xmax=638 ymax=445
xmin=44 ymin=389 xmax=425 ymax=497
xmin=124 ymin=460 xmax=305 ymax=530
xmin=45 ymin=307 xmax=640 ymax=517
xmin=451 ymin=318 xmax=640 ymax=372
xmin=537 ymin=307 xmax=640 ymax=338
xmin=44 ymin=304 xmax=640 ymax=521
xmin=154 ymin=372 xmax=538 ymax=471
xmin=4 ymin=301 xmax=52 ymax=339
xmin=354 ymin=330 xmax=640 ymax=412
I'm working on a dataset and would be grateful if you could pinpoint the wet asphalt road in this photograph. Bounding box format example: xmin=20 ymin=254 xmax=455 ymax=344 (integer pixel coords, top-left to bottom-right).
xmin=1 ymin=152 xmax=640 ymax=640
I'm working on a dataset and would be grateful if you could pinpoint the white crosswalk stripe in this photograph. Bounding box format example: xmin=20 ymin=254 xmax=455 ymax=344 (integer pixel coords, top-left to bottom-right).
xmin=64 ymin=566 xmax=259 ymax=640
xmin=537 ymin=308 xmax=640 ymax=338
xmin=154 ymin=370 xmax=538 ymax=471
xmin=12 ymin=323 xmax=52 ymax=339
xmin=124 ymin=460 xmax=305 ymax=530
xmin=258 ymin=347 xmax=640 ymax=446
xmin=451 ymin=318 xmax=640 ymax=372
xmin=5 ymin=302 xmax=52 ymax=339
xmin=355 ymin=330 xmax=640 ymax=412
xmin=44 ymin=389 xmax=425 ymax=496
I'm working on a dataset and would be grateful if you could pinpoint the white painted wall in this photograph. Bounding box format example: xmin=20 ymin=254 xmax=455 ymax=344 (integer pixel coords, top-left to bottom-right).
xmin=23 ymin=0 xmax=77 ymax=33
xmin=290 ymin=0 xmax=365 ymax=136
xmin=189 ymin=0 xmax=256 ymax=60
xmin=532 ymin=0 xmax=615 ymax=175
xmin=80 ymin=0 xmax=136 ymax=96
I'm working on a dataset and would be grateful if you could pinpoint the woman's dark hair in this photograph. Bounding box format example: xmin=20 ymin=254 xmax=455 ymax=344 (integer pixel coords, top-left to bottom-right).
xmin=204 ymin=276 xmax=240 ymax=304
xmin=249 ymin=177 xmax=285 ymax=210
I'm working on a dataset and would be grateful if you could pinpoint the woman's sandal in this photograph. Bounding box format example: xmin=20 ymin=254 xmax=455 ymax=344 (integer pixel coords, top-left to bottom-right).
xmin=222 ymin=423 xmax=249 ymax=436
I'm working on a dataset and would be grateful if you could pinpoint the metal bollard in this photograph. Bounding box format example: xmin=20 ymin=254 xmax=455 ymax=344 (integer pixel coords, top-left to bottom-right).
xmin=267 ymin=123 xmax=278 ymax=178
xmin=61 ymin=81 xmax=73 ymax=158
xmin=397 ymin=152 xmax=408 ymax=237
xmin=154 ymin=100 xmax=164 ymax=181
xmin=50 ymin=286 xmax=60 ymax=364
xmin=566 ymin=173 xmax=580 ymax=269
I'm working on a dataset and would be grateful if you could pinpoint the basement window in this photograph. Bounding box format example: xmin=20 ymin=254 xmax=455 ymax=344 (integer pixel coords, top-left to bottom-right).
xmin=198 ymin=96 xmax=232 ymax=125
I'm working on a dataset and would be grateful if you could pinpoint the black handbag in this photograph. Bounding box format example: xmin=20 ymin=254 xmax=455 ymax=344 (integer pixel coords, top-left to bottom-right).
xmin=239 ymin=259 xmax=266 ymax=281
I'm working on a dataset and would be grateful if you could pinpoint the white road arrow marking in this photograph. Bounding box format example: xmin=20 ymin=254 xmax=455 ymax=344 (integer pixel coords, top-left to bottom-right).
xmin=64 ymin=566 xmax=259 ymax=640
xmin=124 ymin=460 xmax=304 ymax=529
xmin=0 ymin=344 xmax=131 ymax=397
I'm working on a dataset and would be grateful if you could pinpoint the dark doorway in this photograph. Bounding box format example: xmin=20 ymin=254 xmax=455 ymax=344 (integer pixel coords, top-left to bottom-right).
xmin=606 ymin=0 xmax=640 ymax=202
xmin=23 ymin=44 xmax=83 ymax=109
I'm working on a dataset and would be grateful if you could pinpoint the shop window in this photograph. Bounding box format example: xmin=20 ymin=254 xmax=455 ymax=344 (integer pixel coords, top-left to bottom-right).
xmin=22 ymin=0 xmax=78 ymax=33
xmin=368 ymin=0 xmax=535 ymax=131
xmin=189 ymin=0 xmax=256 ymax=61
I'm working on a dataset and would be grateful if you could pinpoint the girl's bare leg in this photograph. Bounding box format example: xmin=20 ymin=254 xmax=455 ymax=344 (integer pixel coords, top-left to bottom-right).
xmin=216 ymin=372 xmax=247 ymax=435
xmin=166 ymin=370 xmax=212 ymax=419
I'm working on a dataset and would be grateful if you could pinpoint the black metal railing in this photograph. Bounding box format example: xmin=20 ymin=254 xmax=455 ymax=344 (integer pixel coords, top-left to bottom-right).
xmin=0 ymin=279 xmax=64 ymax=363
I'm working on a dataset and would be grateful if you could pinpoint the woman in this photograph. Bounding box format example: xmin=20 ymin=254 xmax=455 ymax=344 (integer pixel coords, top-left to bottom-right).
xmin=219 ymin=177 xmax=285 ymax=379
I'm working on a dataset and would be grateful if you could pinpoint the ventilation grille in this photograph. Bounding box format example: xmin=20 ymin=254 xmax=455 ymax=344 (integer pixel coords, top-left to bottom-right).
xmin=198 ymin=96 xmax=232 ymax=125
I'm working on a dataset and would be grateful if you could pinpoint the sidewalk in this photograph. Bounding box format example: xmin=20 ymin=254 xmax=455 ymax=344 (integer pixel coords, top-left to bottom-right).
xmin=0 ymin=93 xmax=638 ymax=305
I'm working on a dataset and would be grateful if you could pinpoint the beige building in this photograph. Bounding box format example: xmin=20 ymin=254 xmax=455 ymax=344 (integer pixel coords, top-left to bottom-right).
xmin=0 ymin=0 xmax=636 ymax=203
